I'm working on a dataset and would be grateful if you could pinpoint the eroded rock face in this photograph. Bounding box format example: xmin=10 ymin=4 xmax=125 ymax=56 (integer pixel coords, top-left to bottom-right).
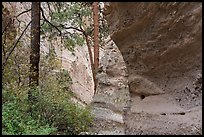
xmin=91 ymin=36 xmax=130 ymax=135
xmin=105 ymin=2 xmax=202 ymax=135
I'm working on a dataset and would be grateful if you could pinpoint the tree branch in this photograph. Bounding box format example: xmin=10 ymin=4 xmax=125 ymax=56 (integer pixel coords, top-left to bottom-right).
xmin=59 ymin=24 xmax=84 ymax=33
xmin=40 ymin=7 xmax=62 ymax=36
xmin=40 ymin=5 xmax=92 ymax=38
xmin=15 ymin=9 xmax=31 ymax=18
xmin=80 ymin=25 xmax=86 ymax=35
xmin=2 ymin=20 xmax=31 ymax=71
xmin=2 ymin=8 xmax=31 ymax=35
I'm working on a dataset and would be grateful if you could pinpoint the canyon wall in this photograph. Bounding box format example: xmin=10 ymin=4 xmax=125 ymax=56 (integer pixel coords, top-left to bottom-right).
xmin=91 ymin=36 xmax=130 ymax=134
xmin=3 ymin=2 xmax=202 ymax=135
xmin=104 ymin=2 xmax=202 ymax=135
xmin=2 ymin=2 xmax=94 ymax=105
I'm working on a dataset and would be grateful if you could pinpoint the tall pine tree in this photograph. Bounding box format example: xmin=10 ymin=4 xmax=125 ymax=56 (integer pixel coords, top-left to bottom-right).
xmin=28 ymin=2 xmax=40 ymax=108
xmin=29 ymin=2 xmax=40 ymax=87
xmin=93 ymin=2 xmax=99 ymax=92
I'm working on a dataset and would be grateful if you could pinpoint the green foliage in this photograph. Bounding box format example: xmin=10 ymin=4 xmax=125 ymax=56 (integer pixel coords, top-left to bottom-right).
xmin=2 ymin=2 xmax=108 ymax=135
xmin=51 ymin=2 xmax=92 ymax=26
xmin=38 ymin=61 xmax=93 ymax=135
xmin=41 ymin=2 xmax=110 ymax=53
xmin=40 ymin=2 xmax=93 ymax=52
xmin=73 ymin=33 xmax=84 ymax=46
xmin=4 ymin=48 xmax=93 ymax=135
xmin=2 ymin=90 xmax=57 ymax=135
xmin=41 ymin=22 xmax=53 ymax=33
xmin=64 ymin=37 xmax=76 ymax=52
xmin=34 ymin=92 xmax=93 ymax=135
xmin=2 ymin=40 xmax=30 ymax=91
xmin=63 ymin=33 xmax=84 ymax=52
xmin=3 ymin=40 xmax=93 ymax=135
xmin=2 ymin=69 xmax=93 ymax=135
xmin=56 ymin=69 xmax=73 ymax=91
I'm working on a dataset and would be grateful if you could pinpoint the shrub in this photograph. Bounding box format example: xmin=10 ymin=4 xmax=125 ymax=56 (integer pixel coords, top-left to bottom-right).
xmin=2 ymin=69 xmax=93 ymax=135
xmin=35 ymin=69 xmax=93 ymax=135
xmin=34 ymin=96 xmax=93 ymax=135
xmin=2 ymin=38 xmax=93 ymax=135
xmin=2 ymin=90 xmax=57 ymax=135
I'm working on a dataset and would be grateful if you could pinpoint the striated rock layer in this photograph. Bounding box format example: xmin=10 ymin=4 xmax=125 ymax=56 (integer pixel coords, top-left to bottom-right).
xmin=105 ymin=2 xmax=202 ymax=135
xmin=91 ymin=37 xmax=130 ymax=135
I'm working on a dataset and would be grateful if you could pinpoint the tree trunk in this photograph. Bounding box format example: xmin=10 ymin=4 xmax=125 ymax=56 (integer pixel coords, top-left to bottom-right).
xmin=93 ymin=2 xmax=99 ymax=92
xmin=29 ymin=2 xmax=40 ymax=87
xmin=28 ymin=2 xmax=40 ymax=104
xmin=84 ymin=33 xmax=96 ymax=91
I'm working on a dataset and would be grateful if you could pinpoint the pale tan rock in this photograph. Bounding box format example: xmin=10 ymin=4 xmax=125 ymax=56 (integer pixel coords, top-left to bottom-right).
xmin=91 ymin=36 xmax=130 ymax=135
xmin=105 ymin=2 xmax=202 ymax=135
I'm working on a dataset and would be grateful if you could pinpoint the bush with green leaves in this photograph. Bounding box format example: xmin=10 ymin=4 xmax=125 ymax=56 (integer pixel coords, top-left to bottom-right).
xmin=37 ymin=68 xmax=93 ymax=135
xmin=34 ymin=93 xmax=93 ymax=135
xmin=2 ymin=90 xmax=57 ymax=135
xmin=2 ymin=67 xmax=93 ymax=135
